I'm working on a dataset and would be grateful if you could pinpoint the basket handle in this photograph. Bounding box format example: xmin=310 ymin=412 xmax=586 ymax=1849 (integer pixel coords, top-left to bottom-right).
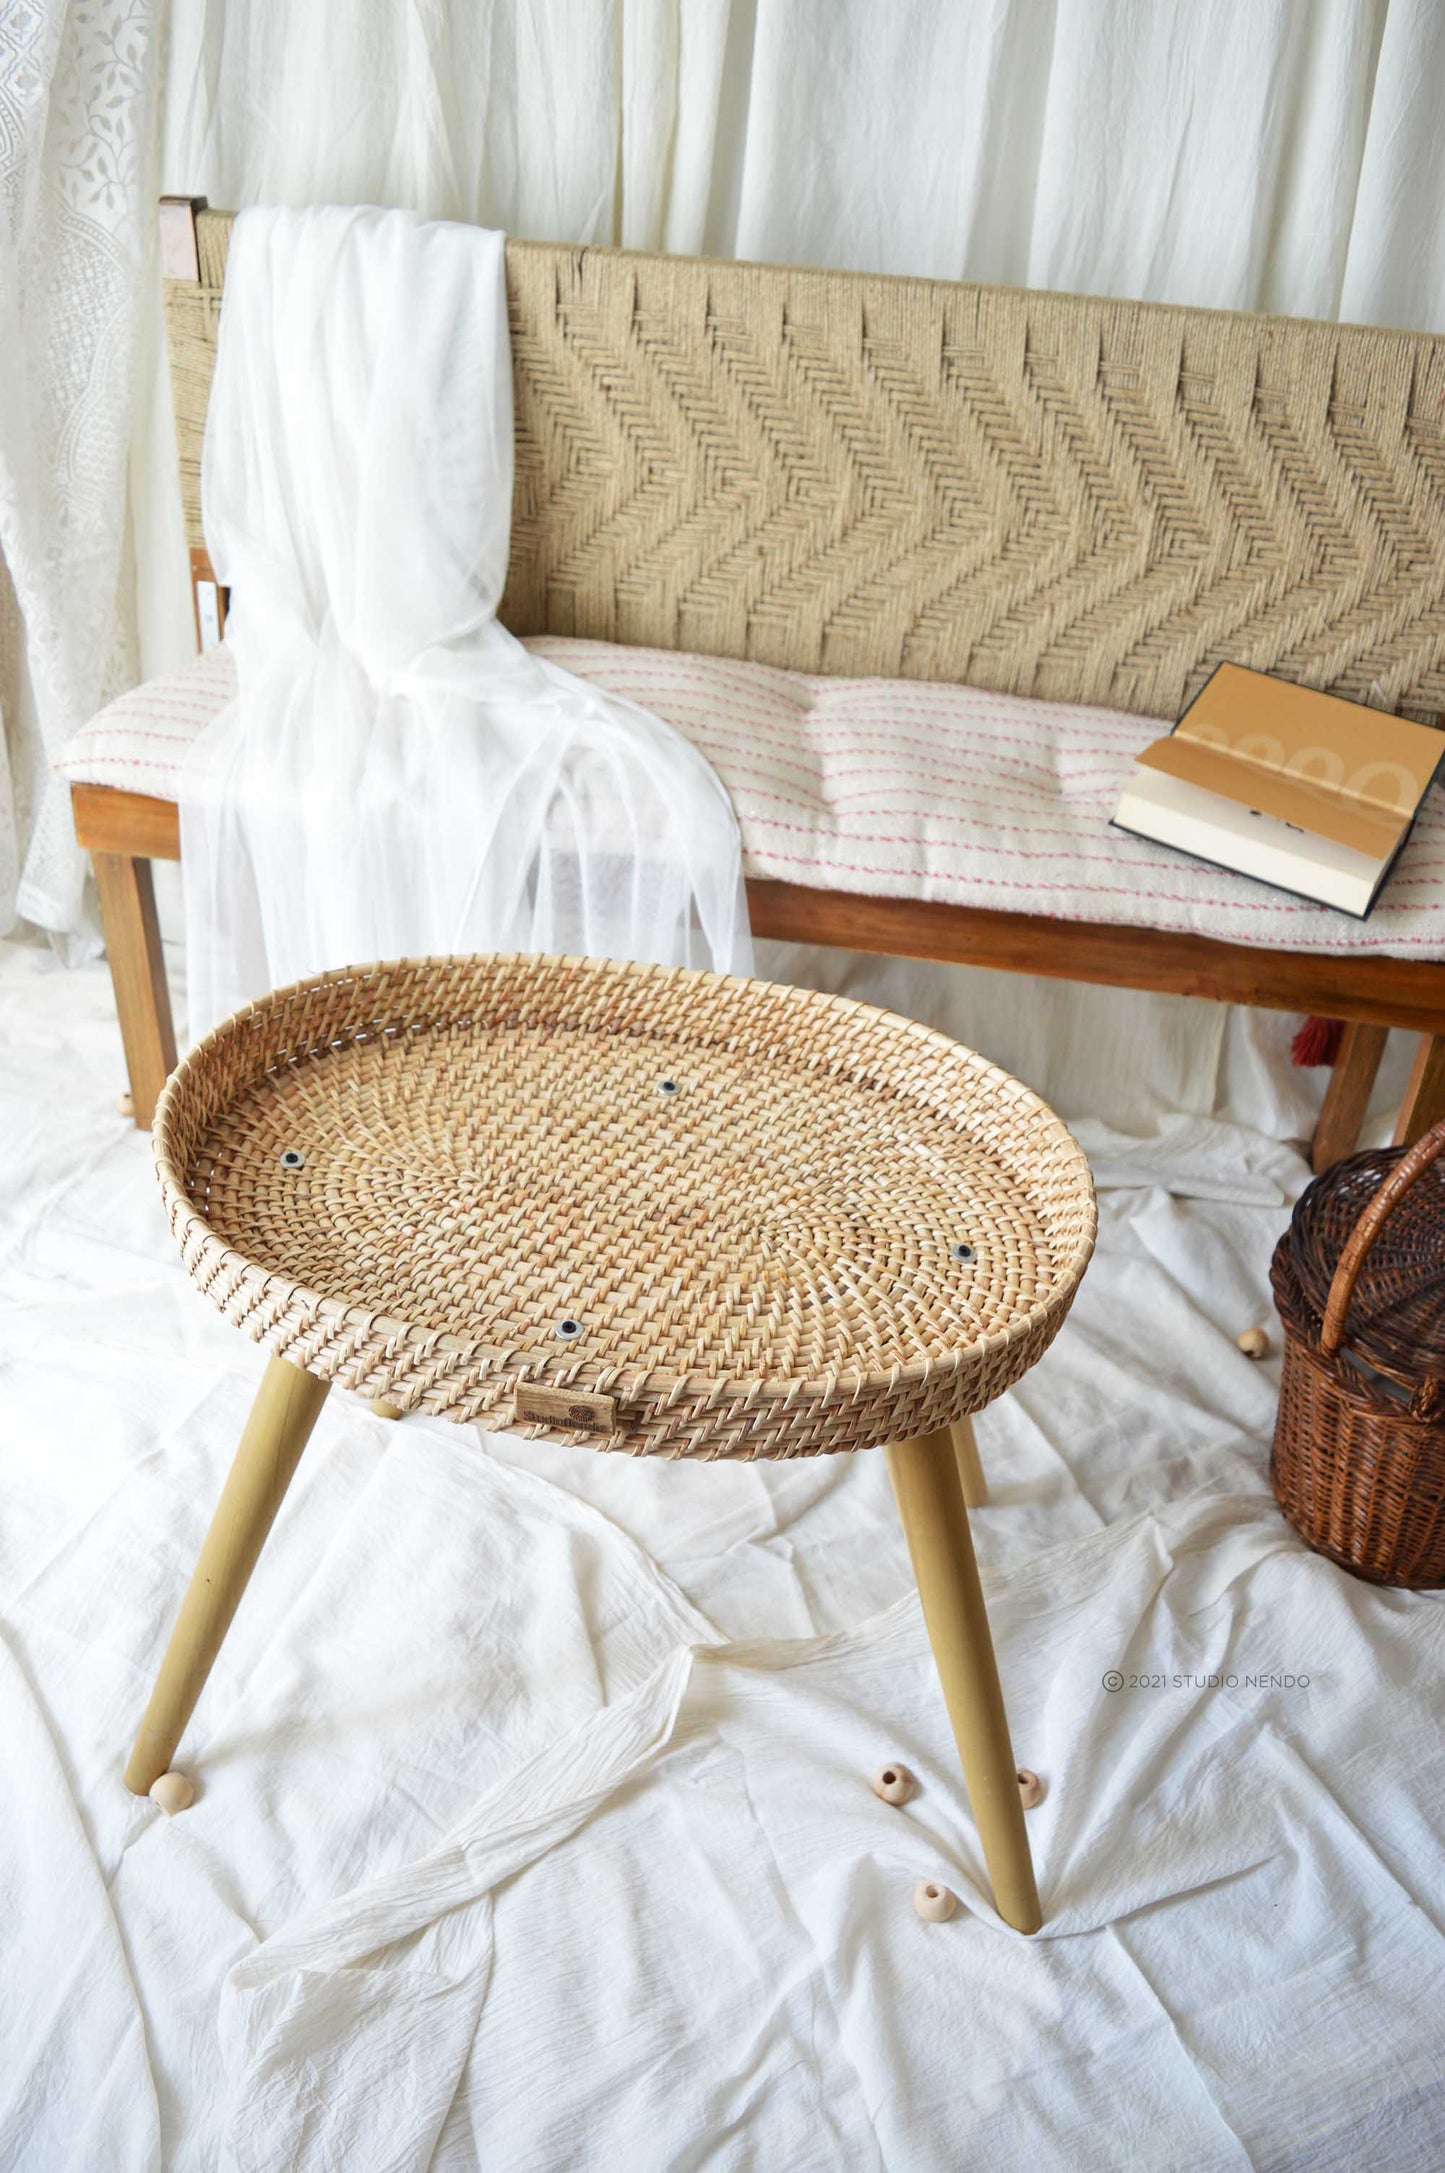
xmin=1319 ymin=1115 xmax=1445 ymax=1359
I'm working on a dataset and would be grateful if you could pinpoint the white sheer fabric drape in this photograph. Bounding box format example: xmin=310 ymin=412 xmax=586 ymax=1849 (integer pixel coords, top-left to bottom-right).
xmin=181 ymin=206 xmax=751 ymax=1036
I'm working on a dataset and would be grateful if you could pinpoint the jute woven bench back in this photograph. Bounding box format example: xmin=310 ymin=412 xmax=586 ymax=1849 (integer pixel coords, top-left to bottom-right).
xmin=166 ymin=208 xmax=1445 ymax=723
xmin=153 ymin=952 xmax=1096 ymax=1458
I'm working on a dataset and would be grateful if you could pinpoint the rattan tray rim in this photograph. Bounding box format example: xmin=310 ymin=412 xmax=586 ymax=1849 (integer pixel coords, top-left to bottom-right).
xmin=163 ymin=1247 xmax=1048 ymax=1401
xmin=153 ymin=951 xmax=1098 ymax=1406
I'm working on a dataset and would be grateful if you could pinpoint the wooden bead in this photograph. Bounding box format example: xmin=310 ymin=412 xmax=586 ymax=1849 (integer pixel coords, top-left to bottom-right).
xmin=148 ymin=1770 xmax=195 ymax=1815
xmin=370 ymin=1396 xmax=404 ymax=1421
xmin=871 ymin=1762 xmax=918 ymax=1806
xmin=116 ymin=1091 xmax=134 ymax=1119
xmin=1237 ymin=1325 xmax=1270 ymax=1359
xmin=913 ymin=1879 xmax=957 ymax=1922
xmin=1016 ymin=1767 xmax=1043 ymax=1808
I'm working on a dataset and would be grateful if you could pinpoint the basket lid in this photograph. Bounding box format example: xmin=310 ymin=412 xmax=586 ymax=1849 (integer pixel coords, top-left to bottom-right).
xmin=1286 ymin=1144 xmax=1445 ymax=1388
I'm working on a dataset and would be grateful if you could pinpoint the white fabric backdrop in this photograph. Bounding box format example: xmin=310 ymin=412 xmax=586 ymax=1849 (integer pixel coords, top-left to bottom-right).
xmin=154 ymin=0 xmax=1444 ymax=325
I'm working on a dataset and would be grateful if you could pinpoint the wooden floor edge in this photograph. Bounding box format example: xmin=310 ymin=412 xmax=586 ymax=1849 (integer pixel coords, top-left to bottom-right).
xmin=69 ymin=783 xmax=1445 ymax=1031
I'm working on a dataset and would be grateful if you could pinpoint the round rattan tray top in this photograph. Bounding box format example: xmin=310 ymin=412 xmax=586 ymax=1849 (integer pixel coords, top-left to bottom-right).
xmin=154 ymin=954 xmax=1096 ymax=1458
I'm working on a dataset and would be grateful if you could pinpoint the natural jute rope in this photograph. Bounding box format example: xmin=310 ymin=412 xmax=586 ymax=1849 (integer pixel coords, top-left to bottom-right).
xmin=153 ymin=953 xmax=1096 ymax=1457
xmin=166 ymin=211 xmax=1445 ymax=722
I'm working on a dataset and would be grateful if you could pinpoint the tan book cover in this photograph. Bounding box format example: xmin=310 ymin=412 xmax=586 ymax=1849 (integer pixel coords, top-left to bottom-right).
xmin=1113 ymin=663 xmax=1444 ymax=917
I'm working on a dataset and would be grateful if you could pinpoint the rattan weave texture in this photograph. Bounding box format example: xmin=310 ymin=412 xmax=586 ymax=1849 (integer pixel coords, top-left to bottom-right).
xmin=166 ymin=209 xmax=1445 ymax=720
xmin=1270 ymin=1121 xmax=1445 ymax=1587
xmin=1287 ymin=1144 xmax=1445 ymax=1397
xmin=153 ymin=954 xmax=1096 ymax=1457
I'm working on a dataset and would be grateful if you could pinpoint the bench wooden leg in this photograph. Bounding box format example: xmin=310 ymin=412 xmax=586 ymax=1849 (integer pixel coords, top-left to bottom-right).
xmin=92 ymin=851 xmax=178 ymax=1128
xmin=124 ymin=1356 xmax=330 ymax=1795
xmin=1311 ymin=1022 xmax=1388 ymax=1173
xmin=950 ymin=1415 xmax=987 ymax=1506
xmin=886 ymin=1425 xmax=1041 ymax=1933
xmin=1394 ymin=1033 xmax=1445 ymax=1149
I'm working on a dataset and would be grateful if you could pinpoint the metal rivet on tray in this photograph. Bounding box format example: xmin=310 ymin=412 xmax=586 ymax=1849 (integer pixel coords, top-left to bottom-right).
xmin=279 ymin=1149 xmax=306 ymax=1171
xmin=951 ymin=1241 xmax=975 ymax=1263
xmin=657 ymin=1078 xmax=680 ymax=1096
xmin=555 ymin=1317 xmax=583 ymax=1340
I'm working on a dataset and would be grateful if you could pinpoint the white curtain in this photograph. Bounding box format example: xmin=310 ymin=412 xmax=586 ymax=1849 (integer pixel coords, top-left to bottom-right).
xmin=0 ymin=0 xmax=161 ymax=939
xmin=155 ymin=0 xmax=1445 ymax=317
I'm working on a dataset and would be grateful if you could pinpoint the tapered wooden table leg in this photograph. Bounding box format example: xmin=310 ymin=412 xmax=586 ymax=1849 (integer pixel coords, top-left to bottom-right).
xmin=124 ymin=1355 xmax=330 ymax=1794
xmin=950 ymin=1415 xmax=987 ymax=1506
xmin=886 ymin=1426 xmax=1041 ymax=1933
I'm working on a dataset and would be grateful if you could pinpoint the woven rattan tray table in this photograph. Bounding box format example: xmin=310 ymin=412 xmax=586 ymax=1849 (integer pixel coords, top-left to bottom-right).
xmin=126 ymin=953 xmax=1096 ymax=1931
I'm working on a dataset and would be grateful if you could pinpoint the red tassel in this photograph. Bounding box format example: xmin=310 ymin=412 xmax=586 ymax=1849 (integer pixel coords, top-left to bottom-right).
xmin=1291 ymin=1015 xmax=1344 ymax=1068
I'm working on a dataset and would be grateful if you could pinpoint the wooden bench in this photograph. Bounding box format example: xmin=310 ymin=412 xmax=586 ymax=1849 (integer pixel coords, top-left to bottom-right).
xmin=73 ymin=197 xmax=1445 ymax=1164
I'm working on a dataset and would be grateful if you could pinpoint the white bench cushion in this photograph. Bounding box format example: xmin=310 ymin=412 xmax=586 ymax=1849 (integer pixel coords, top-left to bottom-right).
xmin=60 ymin=636 xmax=1445 ymax=958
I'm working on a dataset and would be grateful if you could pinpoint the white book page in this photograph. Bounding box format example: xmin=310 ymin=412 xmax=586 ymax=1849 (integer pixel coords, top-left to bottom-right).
xmin=1114 ymin=768 xmax=1386 ymax=916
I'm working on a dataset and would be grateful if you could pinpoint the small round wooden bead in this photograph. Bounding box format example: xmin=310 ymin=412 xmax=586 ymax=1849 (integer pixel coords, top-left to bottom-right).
xmin=1237 ymin=1325 xmax=1270 ymax=1359
xmin=1017 ymin=1767 xmax=1043 ymax=1808
xmin=913 ymin=1880 xmax=957 ymax=1922
xmin=116 ymin=1091 xmax=134 ymax=1119
xmin=370 ymin=1396 xmax=404 ymax=1421
xmin=148 ymin=1770 xmax=195 ymax=1815
xmin=872 ymin=1762 xmax=918 ymax=1806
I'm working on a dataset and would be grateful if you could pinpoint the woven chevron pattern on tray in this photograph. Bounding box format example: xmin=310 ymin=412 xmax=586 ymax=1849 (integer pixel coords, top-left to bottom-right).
xmin=166 ymin=210 xmax=1445 ymax=722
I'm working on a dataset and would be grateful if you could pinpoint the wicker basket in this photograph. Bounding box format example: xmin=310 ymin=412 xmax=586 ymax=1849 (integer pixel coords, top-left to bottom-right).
xmin=1270 ymin=1117 xmax=1445 ymax=1588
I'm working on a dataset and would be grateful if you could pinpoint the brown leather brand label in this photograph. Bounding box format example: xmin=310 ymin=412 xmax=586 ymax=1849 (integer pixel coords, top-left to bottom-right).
xmin=514 ymin=1383 xmax=618 ymax=1433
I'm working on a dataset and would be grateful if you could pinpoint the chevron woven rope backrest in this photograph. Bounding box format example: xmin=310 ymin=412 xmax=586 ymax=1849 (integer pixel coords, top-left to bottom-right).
xmin=164 ymin=207 xmax=1445 ymax=722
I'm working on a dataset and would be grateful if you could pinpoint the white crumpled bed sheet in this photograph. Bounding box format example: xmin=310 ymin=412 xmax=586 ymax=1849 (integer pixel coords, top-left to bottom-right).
xmin=2 ymin=939 xmax=1442 ymax=2171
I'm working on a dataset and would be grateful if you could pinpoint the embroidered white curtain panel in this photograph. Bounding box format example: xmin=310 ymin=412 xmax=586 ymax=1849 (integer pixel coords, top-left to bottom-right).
xmin=0 ymin=0 xmax=160 ymax=938
xmin=181 ymin=205 xmax=750 ymax=1035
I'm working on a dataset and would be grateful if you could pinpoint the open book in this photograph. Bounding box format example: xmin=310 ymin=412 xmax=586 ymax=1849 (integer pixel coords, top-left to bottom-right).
xmin=1113 ymin=663 xmax=1444 ymax=917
